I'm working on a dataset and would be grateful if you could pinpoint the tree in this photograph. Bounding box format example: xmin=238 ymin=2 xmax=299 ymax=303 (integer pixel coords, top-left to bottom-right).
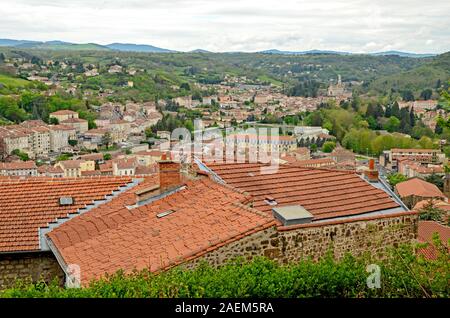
xmin=384 ymin=104 xmax=392 ymax=118
xmin=391 ymin=101 xmax=400 ymax=119
xmin=0 ymin=53 xmax=5 ymax=63
xmin=384 ymin=116 xmax=400 ymax=132
xmin=420 ymin=89 xmax=433 ymax=100
xmin=101 ymin=132 xmax=112 ymax=149
xmin=11 ymin=149 xmax=29 ymax=161
xmin=49 ymin=117 xmax=59 ymax=125
xmin=387 ymin=173 xmax=407 ymax=186
xmin=180 ymin=82 xmax=191 ymax=91
xmin=310 ymin=144 xmax=318 ymax=152
xmin=402 ymin=90 xmax=415 ymax=102
xmin=103 ymin=153 xmax=112 ymax=161
xmin=418 ymin=199 xmax=444 ymax=222
xmin=425 ymin=173 xmax=444 ymax=190
xmin=322 ymin=141 xmax=336 ymax=153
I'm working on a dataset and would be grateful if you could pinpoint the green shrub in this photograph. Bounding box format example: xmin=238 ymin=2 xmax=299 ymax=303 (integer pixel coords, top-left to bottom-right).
xmin=1 ymin=242 xmax=448 ymax=298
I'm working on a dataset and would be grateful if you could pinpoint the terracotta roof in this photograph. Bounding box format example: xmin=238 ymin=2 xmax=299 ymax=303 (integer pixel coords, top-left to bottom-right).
xmin=413 ymin=199 xmax=450 ymax=212
xmin=391 ymin=148 xmax=440 ymax=153
xmin=417 ymin=221 xmax=450 ymax=260
xmin=37 ymin=165 xmax=64 ymax=174
xmin=61 ymin=118 xmax=88 ymax=124
xmin=51 ymin=110 xmax=78 ymax=115
xmin=290 ymin=158 xmax=336 ymax=167
xmin=0 ymin=176 xmax=133 ymax=253
xmin=0 ymin=161 xmax=37 ymax=170
xmin=57 ymin=160 xmax=85 ymax=169
xmin=78 ymin=153 xmax=104 ymax=161
xmin=202 ymin=162 xmax=401 ymax=220
xmin=46 ymin=177 xmax=274 ymax=284
xmin=395 ymin=178 xmax=446 ymax=199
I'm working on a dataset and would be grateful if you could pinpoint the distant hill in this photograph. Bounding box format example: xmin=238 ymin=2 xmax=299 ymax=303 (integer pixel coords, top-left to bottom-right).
xmin=189 ymin=49 xmax=212 ymax=53
xmin=368 ymin=52 xmax=450 ymax=94
xmin=0 ymin=39 xmax=110 ymax=51
xmin=0 ymin=39 xmax=40 ymax=47
xmin=0 ymin=38 xmax=173 ymax=53
xmin=369 ymin=51 xmax=436 ymax=58
xmin=106 ymin=43 xmax=174 ymax=53
xmin=259 ymin=49 xmax=350 ymax=55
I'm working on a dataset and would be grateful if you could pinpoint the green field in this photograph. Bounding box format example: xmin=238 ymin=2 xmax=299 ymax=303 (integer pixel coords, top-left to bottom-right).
xmin=0 ymin=73 xmax=30 ymax=87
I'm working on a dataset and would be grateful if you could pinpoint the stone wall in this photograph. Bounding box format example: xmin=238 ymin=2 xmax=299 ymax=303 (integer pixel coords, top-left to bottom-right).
xmin=0 ymin=252 xmax=64 ymax=289
xmin=182 ymin=212 xmax=418 ymax=269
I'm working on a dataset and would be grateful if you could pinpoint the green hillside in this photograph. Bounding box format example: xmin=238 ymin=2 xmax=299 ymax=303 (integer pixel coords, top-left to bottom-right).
xmin=368 ymin=52 xmax=450 ymax=95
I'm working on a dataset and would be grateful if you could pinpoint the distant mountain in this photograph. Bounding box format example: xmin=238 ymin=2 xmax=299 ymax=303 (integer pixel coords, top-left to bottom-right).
xmin=189 ymin=49 xmax=212 ymax=53
xmin=369 ymin=51 xmax=436 ymax=58
xmin=0 ymin=38 xmax=441 ymax=56
xmin=106 ymin=43 xmax=174 ymax=53
xmin=0 ymin=39 xmax=110 ymax=51
xmin=0 ymin=39 xmax=41 ymax=47
xmin=0 ymin=38 xmax=174 ymax=53
xmin=259 ymin=49 xmax=350 ymax=55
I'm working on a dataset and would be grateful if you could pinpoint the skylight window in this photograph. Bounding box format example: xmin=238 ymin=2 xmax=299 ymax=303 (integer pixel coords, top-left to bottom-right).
xmin=59 ymin=197 xmax=74 ymax=206
xmin=156 ymin=209 xmax=175 ymax=218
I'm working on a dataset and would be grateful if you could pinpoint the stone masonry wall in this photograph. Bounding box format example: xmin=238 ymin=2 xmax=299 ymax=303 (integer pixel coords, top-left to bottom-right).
xmin=0 ymin=252 xmax=64 ymax=289
xmin=182 ymin=213 xmax=418 ymax=269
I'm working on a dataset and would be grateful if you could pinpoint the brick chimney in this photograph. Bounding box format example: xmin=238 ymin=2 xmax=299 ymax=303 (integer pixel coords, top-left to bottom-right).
xmin=158 ymin=160 xmax=182 ymax=191
xmin=365 ymin=159 xmax=379 ymax=182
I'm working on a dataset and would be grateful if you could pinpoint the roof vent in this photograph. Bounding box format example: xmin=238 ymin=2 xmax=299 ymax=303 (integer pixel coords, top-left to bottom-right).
xmin=264 ymin=196 xmax=277 ymax=206
xmin=272 ymin=205 xmax=313 ymax=226
xmin=59 ymin=197 xmax=74 ymax=206
xmin=156 ymin=209 xmax=175 ymax=218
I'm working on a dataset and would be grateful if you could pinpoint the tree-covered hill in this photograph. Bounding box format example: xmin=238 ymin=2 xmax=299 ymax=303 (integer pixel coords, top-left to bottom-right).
xmin=368 ymin=52 xmax=450 ymax=96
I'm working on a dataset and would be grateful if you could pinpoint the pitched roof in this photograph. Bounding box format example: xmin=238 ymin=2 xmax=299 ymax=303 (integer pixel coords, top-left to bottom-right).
xmin=50 ymin=110 xmax=78 ymax=115
xmin=0 ymin=161 xmax=37 ymax=170
xmin=0 ymin=176 xmax=133 ymax=253
xmin=46 ymin=177 xmax=274 ymax=284
xmin=391 ymin=148 xmax=440 ymax=153
xmin=61 ymin=118 xmax=88 ymax=124
xmin=395 ymin=178 xmax=446 ymax=199
xmin=202 ymin=162 xmax=401 ymax=220
xmin=417 ymin=221 xmax=450 ymax=260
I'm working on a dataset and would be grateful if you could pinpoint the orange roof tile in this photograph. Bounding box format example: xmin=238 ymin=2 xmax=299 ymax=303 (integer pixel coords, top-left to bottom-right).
xmin=0 ymin=176 xmax=133 ymax=253
xmin=395 ymin=178 xmax=446 ymax=199
xmin=417 ymin=221 xmax=450 ymax=260
xmin=202 ymin=162 xmax=401 ymax=220
xmin=46 ymin=177 xmax=274 ymax=284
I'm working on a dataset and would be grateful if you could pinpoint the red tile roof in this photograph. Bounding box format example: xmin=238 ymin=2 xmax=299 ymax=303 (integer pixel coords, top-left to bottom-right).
xmin=0 ymin=161 xmax=37 ymax=170
xmin=395 ymin=178 xmax=446 ymax=199
xmin=202 ymin=162 xmax=401 ymax=220
xmin=417 ymin=221 xmax=450 ymax=260
xmin=51 ymin=110 xmax=78 ymax=115
xmin=0 ymin=176 xmax=133 ymax=253
xmin=46 ymin=177 xmax=275 ymax=284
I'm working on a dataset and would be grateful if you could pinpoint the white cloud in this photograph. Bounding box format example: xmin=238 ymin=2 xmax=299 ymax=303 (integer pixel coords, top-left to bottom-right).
xmin=0 ymin=0 xmax=449 ymax=53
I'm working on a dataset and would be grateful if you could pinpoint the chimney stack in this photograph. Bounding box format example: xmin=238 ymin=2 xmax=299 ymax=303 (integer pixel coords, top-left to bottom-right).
xmin=365 ymin=159 xmax=379 ymax=182
xmin=158 ymin=160 xmax=182 ymax=191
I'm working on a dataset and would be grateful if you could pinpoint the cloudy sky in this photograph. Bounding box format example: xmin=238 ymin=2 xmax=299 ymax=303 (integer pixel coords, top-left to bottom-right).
xmin=1 ymin=0 xmax=449 ymax=53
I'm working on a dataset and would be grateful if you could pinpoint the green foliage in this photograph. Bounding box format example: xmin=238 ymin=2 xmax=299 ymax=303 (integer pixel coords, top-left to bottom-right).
xmin=387 ymin=173 xmax=408 ymax=186
xmin=56 ymin=154 xmax=72 ymax=162
xmin=322 ymin=141 xmax=336 ymax=153
xmin=103 ymin=153 xmax=112 ymax=161
xmin=11 ymin=149 xmax=29 ymax=161
xmin=418 ymin=200 xmax=445 ymax=222
xmin=1 ymin=242 xmax=448 ymax=298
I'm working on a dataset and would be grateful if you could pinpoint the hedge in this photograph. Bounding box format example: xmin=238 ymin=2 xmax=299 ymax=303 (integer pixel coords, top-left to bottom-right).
xmin=1 ymin=239 xmax=448 ymax=298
